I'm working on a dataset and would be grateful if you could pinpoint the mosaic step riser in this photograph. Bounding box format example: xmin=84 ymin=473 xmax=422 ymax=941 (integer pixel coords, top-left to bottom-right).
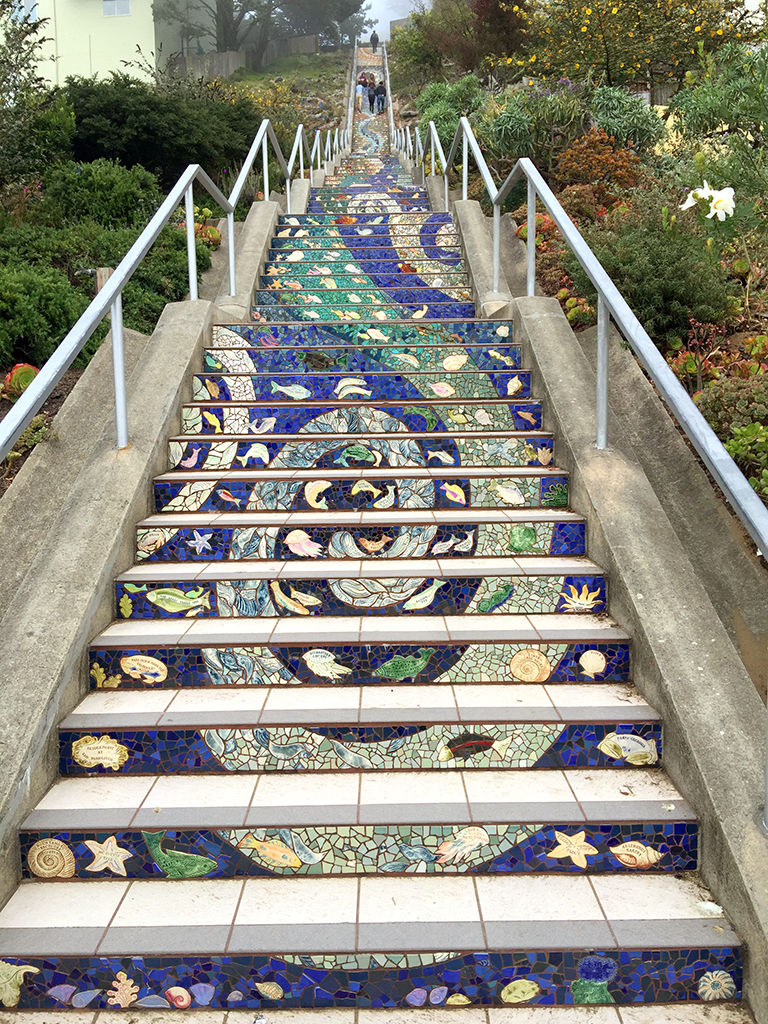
xmin=268 ymin=243 xmax=460 ymax=258
xmin=59 ymin=720 xmax=657 ymax=776
xmin=253 ymin=304 xmax=477 ymax=324
xmin=269 ymin=239 xmax=458 ymax=253
xmin=261 ymin=274 xmax=468 ymax=290
xmin=192 ymin=371 xmax=531 ymax=402
xmin=210 ymin=320 xmax=516 ymax=347
xmin=20 ymin=821 xmax=696 ymax=880
xmin=113 ymin=573 xmax=607 ymax=621
xmin=135 ymin=519 xmax=588 ymax=563
xmin=181 ymin=402 xmax=544 ymax=435
xmin=0 ymin=948 xmax=742 ymax=1008
xmin=205 ymin=345 xmax=523 ymax=373
xmin=276 ymin=214 xmax=453 ymax=226
xmin=260 ymin=287 xmax=473 ymax=305
xmin=272 ymin=229 xmax=460 ymax=242
xmin=166 ymin=436 xmax=561 ymax=475
xmin=305 ymin=204 xmax=433 ymax=214
xmin=155 ymin=470 xmax=567 ymax=511
xmin=88 ymin=641 xmax=631 ymax=690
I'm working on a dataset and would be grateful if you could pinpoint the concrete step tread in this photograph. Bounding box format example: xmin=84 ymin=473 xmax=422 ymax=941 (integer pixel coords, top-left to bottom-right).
xmin=24 ymin=767 xmax=687 ymax=832
xmin=0 ymin=872 xmax=736 ymax=957
xmin=91 ymin=612 xmax=629 ymax=649
xmin=64 ymin=682 xmax=653 ymax=729
xmin=137 ymin=508 xmax=586 ymax=528
xmin=117 ymin=556 xmax=602 ymax=582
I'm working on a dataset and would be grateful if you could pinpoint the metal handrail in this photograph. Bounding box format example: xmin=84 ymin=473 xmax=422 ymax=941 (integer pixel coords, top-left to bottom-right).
xmin=395 ymin=115 xmax=768 ymax=563
xmin=346 ymin=38 xmax=358 ymax=141
xmin=0 ymin=118 xmax=312 ymax=463
xmin=383 ymin=44 xmax=395 ymax=150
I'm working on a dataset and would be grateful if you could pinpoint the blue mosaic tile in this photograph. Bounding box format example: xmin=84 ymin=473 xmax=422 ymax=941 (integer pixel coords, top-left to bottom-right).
xmin=88 ymin=641 xmax=631 ymax=691
xmin=20 ymin=821 xmax=696 ymax=880
xmin=4 ymin=948 xmax=742 ymax=1008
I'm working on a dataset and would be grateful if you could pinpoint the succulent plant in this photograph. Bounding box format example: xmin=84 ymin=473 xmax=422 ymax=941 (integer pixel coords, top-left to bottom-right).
xmin=3 ymin=363 xmax=39 ymax=400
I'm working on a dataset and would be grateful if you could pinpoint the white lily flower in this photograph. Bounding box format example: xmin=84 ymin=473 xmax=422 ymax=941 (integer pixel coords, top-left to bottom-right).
xmin=679 ymin=180 xmax=715 ymax=210
xmin=745 ymin=0 xmax=760 ymax=12
xmin=706 ymin=186 xmax=736 ymax=220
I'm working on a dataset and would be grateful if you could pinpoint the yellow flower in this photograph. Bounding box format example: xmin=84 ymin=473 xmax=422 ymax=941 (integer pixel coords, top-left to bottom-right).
xmin=716 ymin=27 xmax=723 ymax=33
xmin=582 ymin=24 xmax=587 ymax=30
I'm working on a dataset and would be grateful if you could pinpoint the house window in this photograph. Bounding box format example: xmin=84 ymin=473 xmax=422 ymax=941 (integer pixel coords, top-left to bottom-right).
xmin=103 ymin=0 xmax=130 ymax=15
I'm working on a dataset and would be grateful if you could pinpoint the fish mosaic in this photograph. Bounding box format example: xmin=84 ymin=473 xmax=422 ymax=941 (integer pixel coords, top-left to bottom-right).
xmin=20 ymin=823 xmax=690 ymax=880
xmin=58 ymin=722 xmax=662 ymax=775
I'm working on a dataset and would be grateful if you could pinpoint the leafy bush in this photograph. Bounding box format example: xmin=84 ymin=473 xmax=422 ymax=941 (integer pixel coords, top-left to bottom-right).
xmin=0 ymin=265 xmax=92 ymax=367
xmin=416 ymin=82 xmax=448 ymax=113
xmin=0 ymin=222 xmax=211 ymax=361
xmin=64 ymin=74 xmax=267 ymax=187
xmin=697 ymin=375 xmax=768 ymax=435
xmin=555 ymin=128 xmax=643 ymax=204
xmin=566 ymin=223 xmax=733 ymax=349
xmin=477 ymin=79 xmax=589 ymax=178
xmin=590 ymin=87 xmax=666 ymax=150
xmin=39 ymin=159 xmax=162 ymax=229
xmin=417 ymin=75 xmax=486 ymax=150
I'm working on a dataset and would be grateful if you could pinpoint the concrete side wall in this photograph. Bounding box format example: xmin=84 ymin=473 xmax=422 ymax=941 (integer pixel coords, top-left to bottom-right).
xmin=214 ymin=200 xmax=280 ymax=322
xmin=452 ymin=199 xmax=513 ymax=320
xmin=514 ymin=296 xmax=768 ymax=1022
xmin=0 ymin=299 xmax=213 ymax=909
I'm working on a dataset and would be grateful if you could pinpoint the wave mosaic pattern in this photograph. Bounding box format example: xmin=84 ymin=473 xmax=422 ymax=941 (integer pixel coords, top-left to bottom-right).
xmin=0 ymin=48 xmax=743 ymax=1015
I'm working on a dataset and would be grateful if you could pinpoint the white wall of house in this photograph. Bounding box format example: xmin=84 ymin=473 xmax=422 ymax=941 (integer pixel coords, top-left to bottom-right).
xmin=35 ymin=0 xmax=156 ymax=85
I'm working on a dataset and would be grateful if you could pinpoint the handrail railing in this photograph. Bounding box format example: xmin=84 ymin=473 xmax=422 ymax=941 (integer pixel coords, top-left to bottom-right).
xmin=382 ymin=44 xmax=395 ymax=150
xmin=0 ymin=117 xmax=315 ymax=463
xmin=396 ymin=115 xmax=768 ymax=563
xmin=396 ymin=112 xmax=768 ymax=827
xmin=346 ymin=38 xmax=358 ymax=141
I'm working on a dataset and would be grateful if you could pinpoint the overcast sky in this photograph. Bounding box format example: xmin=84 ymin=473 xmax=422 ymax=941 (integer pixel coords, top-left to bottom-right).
xmin=366 ymin=0 xmax=416 ymax=39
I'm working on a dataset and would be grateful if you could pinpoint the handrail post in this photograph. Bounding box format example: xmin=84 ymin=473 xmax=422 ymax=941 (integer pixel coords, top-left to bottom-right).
xmin=227 ymin=211 xmax=236 ymax=296
xmin=110 ymin=292 xmax=129 ymax=449
xmin=596 ymin=294 xmax=609 ymax=450
xmin=300 ymin=141 xmax=305 ymax=179
xmin=262 ymin=136 xmax=270 ymax=200
xmin=286 ymin=176 xmax=292 ymax=215
xmin=492 ymin=202 xmax=501 ymax=294
xmin=462 ymin=133 xmax=468 ymax=200
xmin=431 ymin=135 xmax=435 ymax=177
xmin=526 ymin=177 xmax=536 ymax=297
xmin=444 ymin=172 xmax=449 ymax=213
xmin=185 ymin=183 xmax=198 ymax=301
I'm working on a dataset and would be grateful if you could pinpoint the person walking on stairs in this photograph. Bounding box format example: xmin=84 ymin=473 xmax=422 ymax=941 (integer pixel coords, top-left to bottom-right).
xmin=355 ymin=75 xmax=365 ymax=112
xmin=375 ymin=81 xmax=386 ymax=114
xmin=368 ymin=80 xmax=377 ymax=113
xmin=370 ymin=30 xmax=379 ymax=52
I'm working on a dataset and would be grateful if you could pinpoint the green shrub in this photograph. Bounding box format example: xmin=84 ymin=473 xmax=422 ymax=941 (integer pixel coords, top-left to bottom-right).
xmin=566 ymin=224 xmax=733 ymax=350
xmin=64 ymin=74 xmax=266 ymax=187
xmin=40 ymin=159 xmax=162 ymax=228
xmin=698 ymin=376 xmax=768 ymax=436
xmin=416 ymin=82 xmax=448 ymax=113
xmin=418 ymin=100 xmax=461 ymax=149
xmin=0 ymin=265 xmax=92 ymax=367
xmin=445 ymin=75 xmax=484 ymax=114
xmin=0 ymin=221 xmax=211 ymax=362
xmin=590 ymin=87 xmax=666 ymax=150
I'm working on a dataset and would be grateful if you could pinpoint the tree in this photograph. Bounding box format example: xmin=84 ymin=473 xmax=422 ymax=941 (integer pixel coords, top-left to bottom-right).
xmin=338 ymin=1 xmax=375 ymax=45
xmin=0 ymin=0 xmax=58 ymax=189
xmin=517 ymin=0 xmax=759 ymax=88
xmin=153 ymin=0 xmax=363 ymax=59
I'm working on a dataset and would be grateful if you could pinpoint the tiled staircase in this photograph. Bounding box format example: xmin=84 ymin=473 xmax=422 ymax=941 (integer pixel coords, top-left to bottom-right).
xmin=0 ymin=49 xmax=746 ymax=1017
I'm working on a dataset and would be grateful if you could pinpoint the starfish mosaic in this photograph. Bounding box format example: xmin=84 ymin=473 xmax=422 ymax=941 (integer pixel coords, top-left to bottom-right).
xmin=546 ymin=830 xmax=598 ymax=869
xmin=84 ymin=835 xmax=134 ymax=876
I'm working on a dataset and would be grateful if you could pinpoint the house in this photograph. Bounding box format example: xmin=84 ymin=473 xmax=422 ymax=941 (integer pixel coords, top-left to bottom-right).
xmin=33 ymin=0 xmax=157 ymax=85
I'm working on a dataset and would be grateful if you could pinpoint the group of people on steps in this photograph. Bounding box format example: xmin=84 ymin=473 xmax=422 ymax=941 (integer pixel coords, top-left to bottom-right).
xmin=356 ymin=66 xmax=386 ymax=115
